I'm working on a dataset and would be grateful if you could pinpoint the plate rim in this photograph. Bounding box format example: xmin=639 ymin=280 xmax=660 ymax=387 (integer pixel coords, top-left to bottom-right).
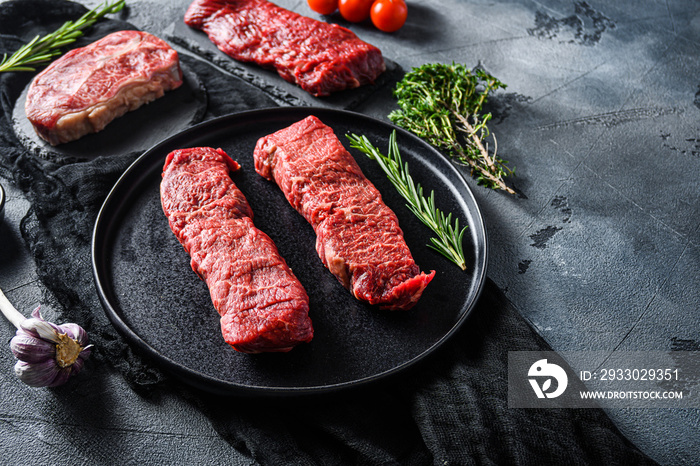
xmin=91 ymin=106 xmax=488 ymax=396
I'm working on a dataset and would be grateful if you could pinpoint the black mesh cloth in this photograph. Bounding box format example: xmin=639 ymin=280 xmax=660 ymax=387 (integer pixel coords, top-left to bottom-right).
xmin=0 ymin=2 xmax=656 ymax=464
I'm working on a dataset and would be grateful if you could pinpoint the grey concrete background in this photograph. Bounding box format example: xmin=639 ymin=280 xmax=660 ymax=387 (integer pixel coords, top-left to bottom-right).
xmin=1 ymin=0 xmax=698 ymax=464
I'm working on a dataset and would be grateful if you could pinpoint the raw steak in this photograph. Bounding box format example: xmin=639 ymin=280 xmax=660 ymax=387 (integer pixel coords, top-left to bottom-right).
xmin=184 ymin=0 xmax=385 ymax=96
xmin=161 ymin=146 xmax=313 ymax=353
xmin=254 ymin=116 xmax=435 ymax=310
xmin=25 ymin=30 xmax=182 ymax=145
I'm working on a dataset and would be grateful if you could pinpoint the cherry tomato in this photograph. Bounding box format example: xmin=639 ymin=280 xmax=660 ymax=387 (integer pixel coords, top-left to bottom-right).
xmin=338 ymin=0 xmax=375 ymax=22
xmin=370 ymin=0 xmax=407 ymax=32
xmin=307 ymin=0 xmax=338 ymax=15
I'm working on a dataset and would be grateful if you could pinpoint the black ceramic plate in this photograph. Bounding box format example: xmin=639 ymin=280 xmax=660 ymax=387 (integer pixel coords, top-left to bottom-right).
xmin=92 ymin=107 xmax=487 ymax=396
xmin=0 ymin=182 xmax=4 ymax=225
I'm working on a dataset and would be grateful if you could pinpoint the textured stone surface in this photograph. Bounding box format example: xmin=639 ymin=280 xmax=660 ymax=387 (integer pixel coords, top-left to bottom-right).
xmin=0 ymin=0 xmax=698 ymax=464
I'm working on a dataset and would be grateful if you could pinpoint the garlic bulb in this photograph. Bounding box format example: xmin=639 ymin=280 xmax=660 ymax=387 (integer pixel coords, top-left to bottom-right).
xmin=10 ymin=308 xmax=93 ymax=387
xmin=1 ymin=288 xmax=93 ymax=388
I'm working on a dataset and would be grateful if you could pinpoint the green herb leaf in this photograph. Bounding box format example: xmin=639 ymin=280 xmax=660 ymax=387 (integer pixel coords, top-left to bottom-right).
xmin=347 ymin=131 xmax=468 ymax=270
xmin=0 ymin=0 xmax=126 ymax=73
xmin=389 ymin=62 xmax=515 ymax=194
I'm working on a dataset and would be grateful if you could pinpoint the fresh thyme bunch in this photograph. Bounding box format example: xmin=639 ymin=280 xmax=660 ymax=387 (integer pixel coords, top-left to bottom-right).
xmin=0 ymin=0 xmax=126 ymax=73
xmin=389 ymin=62 xmax=515 ymax=194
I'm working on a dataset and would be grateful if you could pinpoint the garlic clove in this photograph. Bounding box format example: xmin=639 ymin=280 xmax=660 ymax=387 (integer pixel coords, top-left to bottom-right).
xmin=59 ymin=322 xmax=89 ymax=346
xmin=20 ymin=308 xmax=64 ymax=344
xmin=10 ymin=332 xmax=55 ymax=364
xmin=70 ymin=355 xmax=86 ymax=374
xmin=14 ymin=359 xmax=62 ymax=388
xmin=46 ymin=366 xmax=73 ymax=388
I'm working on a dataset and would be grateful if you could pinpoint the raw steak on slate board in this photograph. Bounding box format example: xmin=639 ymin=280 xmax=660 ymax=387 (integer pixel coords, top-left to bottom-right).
xmin=25 ymin=30 xmax=182 ymax=145
xmin=184 ymin=0 xmax=385 ymax=96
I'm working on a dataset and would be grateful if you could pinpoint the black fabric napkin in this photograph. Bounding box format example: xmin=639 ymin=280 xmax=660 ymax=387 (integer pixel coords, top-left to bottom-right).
xmin=0 ymin=1 xmax=656 ymax=464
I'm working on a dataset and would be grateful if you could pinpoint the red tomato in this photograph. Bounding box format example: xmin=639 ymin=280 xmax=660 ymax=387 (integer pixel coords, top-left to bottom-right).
xmin=338 ymin=0 xmax=375 ymax=22
xmin=308 ymin=0 xmax=338 ymax=15
xmin=370 ymin=0 xmax=408 ymax=32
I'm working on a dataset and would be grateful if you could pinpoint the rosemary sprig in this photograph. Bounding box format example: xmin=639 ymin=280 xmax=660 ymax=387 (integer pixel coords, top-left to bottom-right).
xmin=0 ymin=0 xmax=126 ymax=73
xmin=388 ymin=62 xmax=515 ymax=194
xmin=347 ymin=131 xmax=468 ymax=270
